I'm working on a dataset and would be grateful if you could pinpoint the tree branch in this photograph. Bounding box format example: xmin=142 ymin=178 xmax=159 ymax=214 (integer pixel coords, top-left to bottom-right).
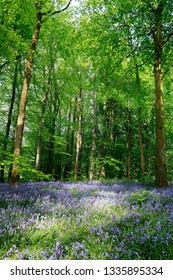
xmin=0 ymin=61 xmax=9 ymax=70
xmin=48 ymin=0 xmax=72 ymax=16
xmin=0 ymin=56 xmax=21 ymax=70
xmin=162 ymin=30 xmax=173 ymax=45
xmin=163 ymin=62 xmax=173 ymax=77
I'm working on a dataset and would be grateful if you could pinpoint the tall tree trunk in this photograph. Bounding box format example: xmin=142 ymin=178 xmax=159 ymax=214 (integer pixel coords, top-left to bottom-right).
xmin=136 ymin=64 xmax=145 ymax=176
xmin=109 ymin=99 xmax=114 ymax=144
xmin=0 ymin=59 xmax=18 ymax=182
xmin=89 ymin=90 xmax=97 ymax=180
xmin=138 ymin=107 xmax=145 ymax=176
xmin=11 ymin=11 xmax=43 ymax=186
xmin=99 ymin=101 xmax=107 ymax=179
xmin=35 ymin=84 xmax=50 ymax=171
xmin=35 ymin=62 xmax=53 ymax=171
xmin=64 ymin=98 xmax=76 ymax=179
xmin=68 ymin=100 xmax=77 ymax=178
xmin=128 ymin=29 xmax=145 ymax=178
xmin=45 ymin=92 xmax=60 ymax=176
xmin=126 ymin=105 xmax=132 ymax=180
xmin=74 ymin=88 xmax=82 ymax=181
xmin=153 ymin=3 xmax=168 ymax=187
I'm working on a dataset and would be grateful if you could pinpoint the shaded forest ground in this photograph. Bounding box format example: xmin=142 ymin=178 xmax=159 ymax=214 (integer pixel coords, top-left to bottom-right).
xmin=0 ymin=181 xmax=173 ymax=260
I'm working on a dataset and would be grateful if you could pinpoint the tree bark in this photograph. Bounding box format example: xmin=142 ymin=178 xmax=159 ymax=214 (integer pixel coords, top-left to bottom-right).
xmin=66 ymin=100 xmax=76 ymax=178
xmin=64 ymin=98 xmax=76 ymax=179
xmin=136 ymin=64 xmax=145 ymax=176
xmin=138 ymin=107 xmax=145 ymax=176
xmin=109 ymin=99 xmax=115 ymax=144
xmin=99 ymin=101 xmax=107 ymax=179
xmin=74 ymin=88 xmax=82 ymax=181
xmin=89 ymin=90 xmax=97 ymax=180
xmin=0 ymin=59 xmax=18 ymax=182
xmin=126 ymin=106 xmax=132 ymax=180
xmin=45 ymin=90 xmax=60 ymax=176
xmin=153 ymin=2 xmax=168 ymax=187
xmin=35 ymin=78 xmax=50 ymax=171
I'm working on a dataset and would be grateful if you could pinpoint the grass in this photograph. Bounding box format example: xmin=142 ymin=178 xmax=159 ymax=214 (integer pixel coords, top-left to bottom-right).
xmin=0 ymin=181 xmax=172 ymax=260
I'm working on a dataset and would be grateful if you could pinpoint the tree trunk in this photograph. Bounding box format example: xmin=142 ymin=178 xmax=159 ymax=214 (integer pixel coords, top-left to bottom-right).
xmin=154 ymin=65 xmax=167 ymax=187
xmin=45 ymin=91 xmax=60 ymax=176
xmin=35 ymin=65 xmax=52 ymax=171
xmin=0 ymin=59 xmax=18 ymax=182
xmin=35 ymin=85 xmax=50 ymax=171
xmin=126 ymin=106 xmax=132 ymax=180
xmin=109 ymin=99 xmax=114 ymax=144
xmin=11 ymin=11 xmax=42 ymax=186
xmin=64 ymin=98 xmax=76 ymax=179
xmin=89 ymin=90 xmax=97 ymax=180
xmin=153 ymin=3 xmax=168 ymax=187
xmin=74 ymin=88 xmax=82 ymax=181
xmin=99 ymin=101 xmax=107 ymax=179
xmin=136 ymin=64 xmax=145 ymax=176
xmin=138 ymin=107 xmax=145 ymax=176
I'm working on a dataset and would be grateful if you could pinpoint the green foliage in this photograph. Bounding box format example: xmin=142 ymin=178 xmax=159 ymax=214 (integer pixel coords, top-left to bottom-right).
xmin=70 ymin=187 xmax=83 ymax=198
xmin=0 ymin=0 xmax=35 ymax=61
xmin=0 ymin=0 xmax=173 ymax=183
xmin=128 ymin=190 xmax=157 ymax=207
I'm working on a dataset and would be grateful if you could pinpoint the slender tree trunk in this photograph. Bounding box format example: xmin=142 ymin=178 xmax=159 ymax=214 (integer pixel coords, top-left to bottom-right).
xmin=46 ymin=118 xmax=56 ymax=175
xmin=74 ymin=88 xmax=82 ymax=181
xmin=89 ymin=90 xmax=97 ymax=180
xmin=128 ymin=25 xmax=146 ymax=179
xmin=109 ymin=99 xmax=114 ymax=144
xmin=0 ymin=59 xmax=18 ymax=182
xmin=11 ymin=11 xmax=42 ymax=186
xmin=45 ymin=92 xmax=60 ymax=175
xmin=99 ymin=101 xmax=107 ymax=179
xmin=69 ymin=100 xmax=77 ymax=177
xmin=54 ymin=101 xmax=62 ymax=179
xmin=35 ymin=85 xmax=50 ymax=171
xmin=64 ymin=98 xmax=75 ymax=179
xmin=136 ymin=65 xmax=145 ymax=176
xmin=138 ymin=107 xmax=145 ymax=176
xmin=126 ymin=106 xmax=132 ymax=180
xmin=35 ymin=61 xmax=53 ymax=171
xmin=153 ymin=3 xmax=168 ymax=187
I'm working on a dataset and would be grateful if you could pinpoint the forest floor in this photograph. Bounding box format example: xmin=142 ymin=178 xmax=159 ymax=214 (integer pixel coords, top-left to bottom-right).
xmin=0 ymin=181 xmax=173 ymax=260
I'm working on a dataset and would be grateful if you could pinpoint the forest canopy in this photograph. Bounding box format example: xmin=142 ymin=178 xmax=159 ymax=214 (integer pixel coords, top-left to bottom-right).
xmin=0 ymin=0 xmax=173 ymax=187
